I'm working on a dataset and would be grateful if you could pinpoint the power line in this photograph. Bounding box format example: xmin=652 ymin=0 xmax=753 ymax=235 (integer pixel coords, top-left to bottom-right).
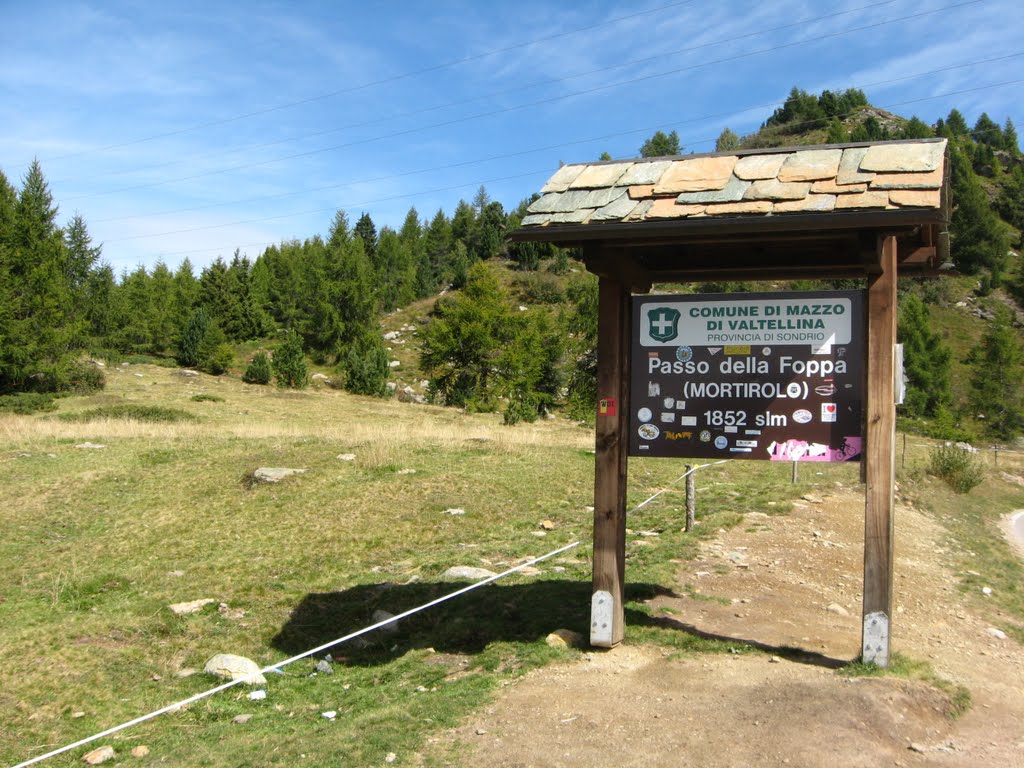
xmin=138 ymin=71 xmax=1022 ymax=263
xmin=91 ymin=51 xmax=1022 ymax=227
xmin=101 ymin=74 xmax=1023 ymax=251
xmin=62 ymin=0 xmax=981 ymax=204
xmin=14 ymin=0 xmax=700 ymax=170
xmin=59 ymin=0 xmax=901 ymax=187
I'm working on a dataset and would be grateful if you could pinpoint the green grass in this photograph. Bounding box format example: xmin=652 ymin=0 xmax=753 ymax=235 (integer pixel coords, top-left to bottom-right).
xmin=1 ymin=364 xmax=1020 ymax=765
xmin=191 ymin=393 xmax=225 ymax=403
xmin=903 ymin=447 xmax=1024 ymax=644
xmin=57 ymin=404 xmax=198 ymax=423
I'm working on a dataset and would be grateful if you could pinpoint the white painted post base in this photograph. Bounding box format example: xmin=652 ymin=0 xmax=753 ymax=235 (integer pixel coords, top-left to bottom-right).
xmin=591 ymin=590 xmax=614 ymax=647
xmin=862 ymin=611 xmax=890 ymax=667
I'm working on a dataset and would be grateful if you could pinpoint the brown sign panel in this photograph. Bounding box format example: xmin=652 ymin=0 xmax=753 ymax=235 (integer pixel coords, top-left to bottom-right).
xmin=628 ymin=291 xmax=863 ymax=462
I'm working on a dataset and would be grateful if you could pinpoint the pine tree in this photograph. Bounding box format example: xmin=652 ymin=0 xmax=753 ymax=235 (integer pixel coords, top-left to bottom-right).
xmin=639 ymin=130 xmax=680 ymax=157
xmin=949 ymin=145 xmax=1010 ymax=276
xmin=714 ymin=128 xmax=740 ymax=152
xmin=353 ymin=213 xmax=377 ymax=260
xmin=1 ymin=160 xmax=78 ymax=391
xmin=272 ymin=329 xmax=309 ymax=388
xmin=968 ymin=308 xmax=1024 ymax=440
xmin=1004 ymin=118 xmax=1019 ymax=157
xmin=897 ymin=293 xmax=952 ymax=418
xmin=177 ymin=308 xmax=210 ymax=368
xmin=243 ymin=350 xmax=272 ymax=384
xmin=340 ymin=328 xmax=389 ymax=396
xmin=147 ymin=261 xmax=177 ymax=353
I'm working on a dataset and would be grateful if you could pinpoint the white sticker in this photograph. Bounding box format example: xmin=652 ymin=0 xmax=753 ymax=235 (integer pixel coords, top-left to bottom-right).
xmin=659 ymin=412 xmax=676 ymax=424
xmin=638 ymin=407 xmax=653 ymax=422
xmin=821 ymin=403 xmax=837 ymax=423
xmin=680 ymin=416 xmax=697 ymax=426
xmin=663 ymin=397 xmax=675 ymax=409
xmin=648 ymin=382 xmax=661 ymax=397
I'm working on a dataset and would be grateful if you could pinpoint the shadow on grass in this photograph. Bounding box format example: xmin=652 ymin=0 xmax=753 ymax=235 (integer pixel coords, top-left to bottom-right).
xmin=271 ymin=579 xmax=846 ymax=670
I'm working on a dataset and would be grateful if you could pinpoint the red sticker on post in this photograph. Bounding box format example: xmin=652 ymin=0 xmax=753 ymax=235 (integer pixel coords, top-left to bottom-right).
xmin=598 ymin=398 xmax=617 ymax=417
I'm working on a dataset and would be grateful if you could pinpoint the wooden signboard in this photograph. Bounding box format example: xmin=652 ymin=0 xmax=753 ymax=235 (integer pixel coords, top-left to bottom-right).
xmin=629 ymin=291 xmax=863 ymax=462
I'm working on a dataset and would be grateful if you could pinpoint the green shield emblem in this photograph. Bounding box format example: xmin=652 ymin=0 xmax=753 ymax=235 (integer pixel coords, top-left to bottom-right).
xmin=648 ymin=307 xmax=681 ymax=342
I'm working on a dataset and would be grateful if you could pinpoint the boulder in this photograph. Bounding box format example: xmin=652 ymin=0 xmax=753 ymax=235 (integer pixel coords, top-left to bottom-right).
xmin=82 ymin=746 xmax=116 ymax=764
xmin=398 ymin=386 xmax=427 ymax=404
xmin=372 ymin=609 xmax=400 ymax=633
xmin=203 ymin=653 xmax=266 ymax=685
xmin=546 ymin=629 xmax=585 ymax=649
xmin=252 ymin=467 xmax=307 ymax=483
xmin=443 ymin=566 xmax=498 ymax=580
xmin=168 ymin=598 xmax=216 ymax=616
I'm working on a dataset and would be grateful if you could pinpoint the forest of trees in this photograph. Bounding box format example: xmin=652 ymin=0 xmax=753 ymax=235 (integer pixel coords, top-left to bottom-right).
xmin=3 ymin=89 xmax=1024 ymax=438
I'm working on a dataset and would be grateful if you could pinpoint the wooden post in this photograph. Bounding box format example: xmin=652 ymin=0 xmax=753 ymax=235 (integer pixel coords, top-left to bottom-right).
xmin=862 ymin=235 xmax=898 ymax=667
xmin=591 ymin=276 xmax=631 ymax=648
xmin=685 ymin=465 xmax=696 ymax=532
xmin=792 ymin=460 xmax=799 ymax=484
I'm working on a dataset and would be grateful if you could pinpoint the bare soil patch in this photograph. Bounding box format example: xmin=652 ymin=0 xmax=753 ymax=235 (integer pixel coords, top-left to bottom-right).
xmin=430 ymin=487 xmax=1024 ymax=767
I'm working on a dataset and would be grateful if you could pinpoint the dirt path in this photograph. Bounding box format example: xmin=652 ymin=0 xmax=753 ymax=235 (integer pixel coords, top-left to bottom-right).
xmin=428 ymin=487 xmax=1024 ymax=767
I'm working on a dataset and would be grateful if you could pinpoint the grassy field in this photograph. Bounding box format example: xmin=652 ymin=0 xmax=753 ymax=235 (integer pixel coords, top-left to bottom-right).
xmin=1 ymin=363 xmax=1022 ymax=766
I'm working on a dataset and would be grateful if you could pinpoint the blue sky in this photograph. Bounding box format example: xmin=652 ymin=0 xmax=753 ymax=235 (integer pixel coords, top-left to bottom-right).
xmin=2 ymin=0 xmax=1022 ymax=274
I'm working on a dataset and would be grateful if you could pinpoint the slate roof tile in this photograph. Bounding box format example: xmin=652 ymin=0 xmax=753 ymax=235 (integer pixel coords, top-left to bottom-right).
xmin=619 ymin=160 xmax=673 ymax=186
xmin=519 ymin=139 xmax=946 ymax=229
xmin=569 ymin=163 xmax=632 ymax=189
xmin=676 ymin=176 xmax=750 ymax=204
xmin=860 ymin=142 xmax=943 ymax=173
xmin=733 ymin=154 xmax=787 ymax=180
xmin=837 ymin=147 xmax=875 ymax=185
xmin=743 ymin=179 xmax=810 ymax=201
xmin=777 ymin=149 xmax=843 ymax=182
xmin=653 ymin=156 xmax=737 ymax=194
xmin=539 ymin=164 xmax=586 ymax=194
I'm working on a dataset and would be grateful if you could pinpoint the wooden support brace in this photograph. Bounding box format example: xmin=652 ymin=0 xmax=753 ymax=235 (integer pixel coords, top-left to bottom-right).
xmin=591 ymin=276 xmax=631 ymax=647
xmin=862 ymin=235 xmax=898 ymax=666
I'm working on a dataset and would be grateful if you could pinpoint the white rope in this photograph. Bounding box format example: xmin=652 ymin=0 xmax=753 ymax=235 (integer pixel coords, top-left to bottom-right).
xmin=10 ymin=541 xmax=582 ymax=768
xmin=629 ymin=459 xmax=730 ymax=514
xmin=11 ymin=458 xmax=730 ymax=768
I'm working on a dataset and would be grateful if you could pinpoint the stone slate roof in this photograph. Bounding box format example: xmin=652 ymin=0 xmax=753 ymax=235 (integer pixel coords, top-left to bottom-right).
xmin=521 ymin=139 xmax=947 ymax=228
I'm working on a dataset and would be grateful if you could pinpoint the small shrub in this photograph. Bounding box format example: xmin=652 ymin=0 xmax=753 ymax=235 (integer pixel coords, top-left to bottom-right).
xmin=928 ymin=443 xmax=985 ymax=493
xmin=243 ymin=351 xmax=272 ymax=385
xmin=511 ymin=272 xmax=564 ymax=304
xmin=59 ymin=405 xmax=198 ymax=423
xmin=272 ymin=330 xmax=309 ymax=389
xmin=503 ymin=389 xmax=539 ymax=425
xmin=341 ymin=332 xmax=389 ymax=397
xmin=190 ymin=393 xmax=224 ymax=403
xmin=0 ymin=392 xmax=61 ymax=415
xmin=205 ymin=343 xmax=234 ymax=376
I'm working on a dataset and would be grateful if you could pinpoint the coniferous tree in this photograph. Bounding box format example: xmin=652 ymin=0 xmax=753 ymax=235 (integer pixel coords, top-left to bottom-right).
xmin=340 ymin=329 xmax=389 ymax=396
xmin=243 ymin=350 xmax=272 ymax=384
xmin=639 ymin=130 xmax=681 ymax=157
xmin=949 ymin=145 xmax=1010 ymax=276
xmin=714 ymin=128 xmax=740 ymax=152
xmin=353 ymin=212 xmax=377 ymax=260
xmin=897 ymin=293 xmax=952 ymax=418
xmin=945 ymin=109 xmax=969 ymax=137
xmin=63 ymin=214 xmax=100 ymax=295
xmin=147 ymin=260 xmax=177 ymax=353
xmin=825 ymin=119 xmax=848 ymax=144
xmin=1003 ymin=118 xmax=1019 ymax=156
xmin=1 ymin=161 xmax=78 ymax=390
xmin=272 ymin=329 xmax=309 ymax=389
xmin=177 ymin=308 xmax=210 ymax=368
xmin=968 ymin=308 xmax=1024 ymax=440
